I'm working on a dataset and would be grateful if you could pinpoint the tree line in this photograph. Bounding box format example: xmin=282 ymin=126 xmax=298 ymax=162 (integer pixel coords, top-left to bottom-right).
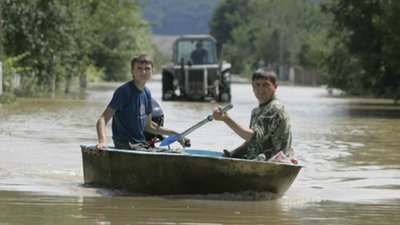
xmin=210 ymin=0 xmax=399 ymax=102
xmin=0 ymin=0 xmax=154 ymax=99
xmin=1 ymin=0 xmax=399 ymax=103
xmin=139 ymin=0 xmax=218 ymax=35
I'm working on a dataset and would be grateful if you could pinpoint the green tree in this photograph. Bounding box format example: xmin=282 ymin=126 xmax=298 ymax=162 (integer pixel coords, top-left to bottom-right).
xmin=3 ymin=0 xmax=90 ymax=95
xmin=2 ymin=0 xmax=154 ymax=97
xmin=209 ymin=0 xmax=251 ymax=53
xmin=210 ymin=0 xmax=330 ymax=79
xmin=88 ymin=0 xmax=153 ymax=81
xmin=324 ymin=0 xmax=400 ymax=102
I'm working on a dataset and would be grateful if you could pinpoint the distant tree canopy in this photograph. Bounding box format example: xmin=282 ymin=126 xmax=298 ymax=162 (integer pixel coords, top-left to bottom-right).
xmin=1 ymin=0 xmax=153 ymax=97
xmin=323 ymin=0 xmax=400 ymax=102
xmin=2 ymin=0 xmax=399 ymax=102
xmin=139 ymin=0 xmax=219 ymax=35
xmin=210 ymin=0 xmax=330 ymax=80
xmin=209 ymin=0 xmax=400 ymax=102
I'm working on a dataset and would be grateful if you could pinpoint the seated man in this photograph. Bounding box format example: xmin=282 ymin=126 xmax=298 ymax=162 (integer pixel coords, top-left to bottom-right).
xmin=212 ymin=68 xmax=293 ymax=161
xmin=190 ymin=42 xmax=208 ymax=64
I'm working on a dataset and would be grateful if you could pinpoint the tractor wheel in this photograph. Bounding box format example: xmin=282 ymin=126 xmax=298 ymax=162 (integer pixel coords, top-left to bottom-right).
xmin=162 ymin=73 xmax=174 ymax=101
xmin=219 ymin=92 xmax=231 ymax=102
xmin=219 ymin=83 xmax=231 ymax=102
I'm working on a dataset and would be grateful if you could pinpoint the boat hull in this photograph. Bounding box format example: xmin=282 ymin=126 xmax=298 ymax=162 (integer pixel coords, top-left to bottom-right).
xmin=81 ymin=145 xmax=302 ymax=196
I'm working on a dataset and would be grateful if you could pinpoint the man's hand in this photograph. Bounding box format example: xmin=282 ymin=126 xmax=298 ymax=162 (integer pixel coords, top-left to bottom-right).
xmin=212 ymin=106 xmax=227 ymax=121
xmin=96 ymin=142 xmax=107 ymax=150
xmin=179 ymin=137 xmax=191 ymax=147
xmin=223 ymin=149 xmax=232 ymax=157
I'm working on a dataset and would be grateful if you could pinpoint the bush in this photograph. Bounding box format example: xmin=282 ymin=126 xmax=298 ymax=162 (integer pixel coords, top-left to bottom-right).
xmin=0 ymin=92 xmax=17 ymax=104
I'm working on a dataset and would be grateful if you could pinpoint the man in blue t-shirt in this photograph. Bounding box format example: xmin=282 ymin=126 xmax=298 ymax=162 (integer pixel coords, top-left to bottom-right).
xmin=96 ymin=54 xmax=189 ymax=150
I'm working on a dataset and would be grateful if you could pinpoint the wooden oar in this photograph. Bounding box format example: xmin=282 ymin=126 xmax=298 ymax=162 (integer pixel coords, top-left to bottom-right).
xmin=159 ymin=104 xmax=233 ymax=147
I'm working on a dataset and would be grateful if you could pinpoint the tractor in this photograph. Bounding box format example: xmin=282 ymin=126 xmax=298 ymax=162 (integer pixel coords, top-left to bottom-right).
xmin=161 ymin=35 xmax=231 ymax=102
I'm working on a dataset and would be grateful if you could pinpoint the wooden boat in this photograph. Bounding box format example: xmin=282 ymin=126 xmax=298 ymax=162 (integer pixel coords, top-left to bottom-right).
xmin=80 ymin=144 xmax=302 ymax=196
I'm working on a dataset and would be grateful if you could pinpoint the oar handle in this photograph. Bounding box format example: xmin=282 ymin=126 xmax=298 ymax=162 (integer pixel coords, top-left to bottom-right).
xmin=207 ymin=104 xmax=233 ymax=121
xmin=220 ymin=103 xmax=234 ymax=113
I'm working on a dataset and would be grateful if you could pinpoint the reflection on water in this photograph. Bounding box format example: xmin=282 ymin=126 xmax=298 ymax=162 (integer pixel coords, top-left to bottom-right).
xmin=1 ymin=81 xmax=400 ymax=224
xmin=1 ymin=190 xmax=399 ymax=225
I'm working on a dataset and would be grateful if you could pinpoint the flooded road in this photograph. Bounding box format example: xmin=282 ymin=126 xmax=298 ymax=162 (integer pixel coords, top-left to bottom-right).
xmin=1 ymin=79 xmax=399 ymax=224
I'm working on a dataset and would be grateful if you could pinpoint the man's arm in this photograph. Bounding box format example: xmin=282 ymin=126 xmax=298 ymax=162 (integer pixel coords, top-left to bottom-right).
xmin=224 ymin=141 xmax=250 ymax=158
xmin=144 ymin=115 xmax=179 ymax=136
xmin=96 ymin=106 xmax=116 ymax=149
xmin=145 ymin=115 xmax=190 ymax=146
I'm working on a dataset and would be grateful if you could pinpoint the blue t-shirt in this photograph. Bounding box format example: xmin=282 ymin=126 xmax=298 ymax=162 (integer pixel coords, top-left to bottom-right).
xmin=108 ymin=81 xmax=153 ymax=144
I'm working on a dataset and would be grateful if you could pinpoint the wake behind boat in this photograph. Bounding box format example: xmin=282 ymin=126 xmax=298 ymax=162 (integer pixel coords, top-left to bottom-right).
xmin=80 ymin=145 xmax=302 ymax=197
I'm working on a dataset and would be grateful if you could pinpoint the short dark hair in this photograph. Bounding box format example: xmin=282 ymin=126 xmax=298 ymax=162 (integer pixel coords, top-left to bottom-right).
xmin=131 ymin=54 xmax=154 ymax=69
xmin=252 ymin=68 xmax=277 ymax=84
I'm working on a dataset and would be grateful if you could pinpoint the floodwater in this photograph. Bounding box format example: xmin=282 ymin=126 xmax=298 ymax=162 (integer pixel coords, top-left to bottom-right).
xmin=0 ymin=78 xmax=399 ymax=225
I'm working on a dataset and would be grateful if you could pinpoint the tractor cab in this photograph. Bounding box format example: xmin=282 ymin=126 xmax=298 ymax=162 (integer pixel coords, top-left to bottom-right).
xmin=161 ymin=35 xmax=231 ymax=102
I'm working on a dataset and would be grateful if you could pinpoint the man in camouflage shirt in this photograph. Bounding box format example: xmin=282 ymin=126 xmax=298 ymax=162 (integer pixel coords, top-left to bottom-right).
xmin=212 ymin=68 xmax=293 ymax=160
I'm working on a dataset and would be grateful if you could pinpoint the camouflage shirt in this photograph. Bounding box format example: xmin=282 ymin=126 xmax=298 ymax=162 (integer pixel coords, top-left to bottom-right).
xmin=247 ymin=96 xmax=293 ymax=160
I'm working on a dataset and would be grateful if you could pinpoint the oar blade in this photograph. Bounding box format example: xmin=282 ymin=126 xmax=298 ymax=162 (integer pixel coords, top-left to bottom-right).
xmin=159 ymin=135 xmax=181 ymax=146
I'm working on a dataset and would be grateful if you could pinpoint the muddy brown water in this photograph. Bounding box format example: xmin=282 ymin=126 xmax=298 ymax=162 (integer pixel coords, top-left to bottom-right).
xmin=1 ymin=80 xmax=399 ymax=224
